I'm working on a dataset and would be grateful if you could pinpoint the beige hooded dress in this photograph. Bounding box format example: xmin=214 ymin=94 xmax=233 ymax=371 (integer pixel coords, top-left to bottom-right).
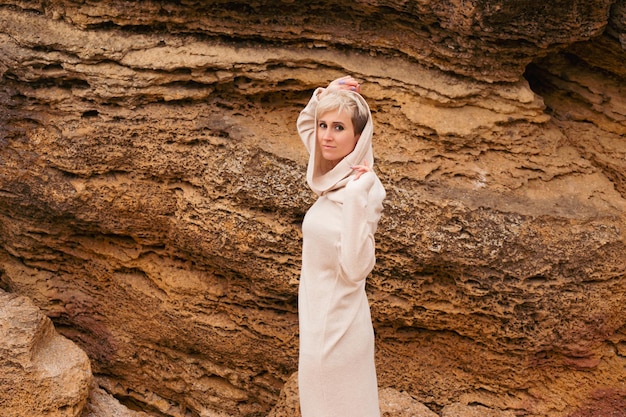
xmin=297 ymin=88 xmax=386 ymax=417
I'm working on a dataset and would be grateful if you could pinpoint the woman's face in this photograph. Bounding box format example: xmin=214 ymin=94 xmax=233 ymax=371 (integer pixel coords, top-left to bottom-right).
xmin=317 ymin=109 xmax=360 ymax=166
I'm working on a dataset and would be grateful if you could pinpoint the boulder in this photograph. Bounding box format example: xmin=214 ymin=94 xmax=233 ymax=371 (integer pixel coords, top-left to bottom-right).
xmin=0 ymin=290 xmax=92 ymax=417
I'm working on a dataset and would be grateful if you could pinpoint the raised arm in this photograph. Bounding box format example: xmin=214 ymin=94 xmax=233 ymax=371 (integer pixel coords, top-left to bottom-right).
xmin=297 ymin=76 xmax=362 ymax=154
xmin=296 ymin=87 xmax=324 ymax=154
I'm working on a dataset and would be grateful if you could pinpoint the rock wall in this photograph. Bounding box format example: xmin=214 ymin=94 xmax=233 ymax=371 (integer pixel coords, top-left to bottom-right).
xmin=1 ymin=1 xmax=625 ymax=416
xmin=0 ymin=290 xmax=92 ymax=417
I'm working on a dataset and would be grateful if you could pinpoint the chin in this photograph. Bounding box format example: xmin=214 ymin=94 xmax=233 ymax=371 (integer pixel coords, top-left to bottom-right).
xmin=322 ymin=152 xmax=336 ymax=161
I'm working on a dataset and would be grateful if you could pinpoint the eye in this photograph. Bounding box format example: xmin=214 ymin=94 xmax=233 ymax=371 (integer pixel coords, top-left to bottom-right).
xmin=334 ymin=125 xmax=345 ymax=132
xmin=318 ymin=121 xmax=328 ymax=129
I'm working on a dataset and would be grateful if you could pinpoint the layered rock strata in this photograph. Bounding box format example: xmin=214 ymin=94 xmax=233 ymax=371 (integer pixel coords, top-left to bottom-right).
xmin=1 ymin=1 xmax=625 ymax=416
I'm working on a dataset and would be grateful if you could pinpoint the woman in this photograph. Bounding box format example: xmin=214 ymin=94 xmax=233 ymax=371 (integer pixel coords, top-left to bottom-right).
xmin=296 ymin=75 xmax=386 ymax=417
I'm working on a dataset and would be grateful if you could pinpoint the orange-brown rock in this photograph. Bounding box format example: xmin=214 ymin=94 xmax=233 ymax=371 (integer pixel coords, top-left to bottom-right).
xmin=0 ymin=290 xmax=92 ymax=417
xmin=82 ymin=383 xmax=151 ymax=417
xmin=268 ymin=372 xmax=440 ymax=417
xmin=1 ymin=1 xmax=625 ymax=417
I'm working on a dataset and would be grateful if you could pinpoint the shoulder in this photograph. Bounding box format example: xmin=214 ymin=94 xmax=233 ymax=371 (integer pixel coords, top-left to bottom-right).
xmin=345 ymin=172 xmax=374 ymax=192
xmin=345 ymin=172 xmax=386 ymax=203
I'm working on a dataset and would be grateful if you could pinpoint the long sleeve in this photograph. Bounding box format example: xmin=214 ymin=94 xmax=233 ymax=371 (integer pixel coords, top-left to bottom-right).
xmin=296 ymin=87 xmax=325 ymax=154
xmin=337 ymin=172 xmax=385 ymax=283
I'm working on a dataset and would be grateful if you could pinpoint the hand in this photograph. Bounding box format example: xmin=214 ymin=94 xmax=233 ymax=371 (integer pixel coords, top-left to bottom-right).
xmin=351 ymin=159 xmax=371 ymax=180
xmin=327 ymin=75 xmax=361 ymax=94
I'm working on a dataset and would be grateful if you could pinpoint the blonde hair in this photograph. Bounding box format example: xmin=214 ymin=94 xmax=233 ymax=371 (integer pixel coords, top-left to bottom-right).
xmin=316 ymin=90 xmax=369 ymax=135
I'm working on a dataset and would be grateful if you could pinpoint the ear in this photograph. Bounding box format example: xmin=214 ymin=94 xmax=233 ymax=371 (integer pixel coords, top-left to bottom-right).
xmin=350 ymin=133 xmax=361 ymax=154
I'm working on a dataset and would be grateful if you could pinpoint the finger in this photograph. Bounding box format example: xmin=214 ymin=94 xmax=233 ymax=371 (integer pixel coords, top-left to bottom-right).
xmin=337 ymin=76 xmax=361 ymax=92
xmin=334 ymin=76 xmax=353 ymax=87
xmin=351 ymin=164 xmax=370 ymax=172
xmin=337 ymin=75 xmax=353 ymax=83
xmin=351 ymin=162 xmax=370 ymax=172
xmin=348 ymin=80 xmax=361 ymax=92
xmin=350 ymin=165 xmax=369 ymax=181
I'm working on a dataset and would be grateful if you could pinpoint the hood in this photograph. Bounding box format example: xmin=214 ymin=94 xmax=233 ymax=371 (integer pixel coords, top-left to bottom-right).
xmin=307 ymin=91 xmax=375 ymax=196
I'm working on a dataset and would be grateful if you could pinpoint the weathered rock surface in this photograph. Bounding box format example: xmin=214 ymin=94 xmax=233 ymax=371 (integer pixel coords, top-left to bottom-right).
xmin=268 ymin=372 xmax=440 ymax=417
xmin=1 ymin=1 xmax=625 ymax=417
xmin=0 ymin=290 xmax=92 ymax=417
xmin=82 ymin=383 xmax=151 ymax=417
xmin=440 ymin=403 xmax=515 ymax=417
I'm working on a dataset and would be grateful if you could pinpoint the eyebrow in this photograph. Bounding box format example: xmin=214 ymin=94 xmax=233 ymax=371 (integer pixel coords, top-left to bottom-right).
xmin=319 ymin=119 xmax=346 ymax=126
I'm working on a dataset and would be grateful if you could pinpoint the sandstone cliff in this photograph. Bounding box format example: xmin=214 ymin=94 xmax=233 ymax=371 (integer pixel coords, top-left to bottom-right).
xmin=0 ymin=290 xmax=92 ymax=416
xmin=1 ymin=1 xmax=625 ymax=416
